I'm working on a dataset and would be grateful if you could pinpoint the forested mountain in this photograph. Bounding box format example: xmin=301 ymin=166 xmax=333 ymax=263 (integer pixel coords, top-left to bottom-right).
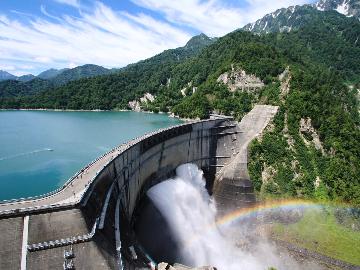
xmin=49 ymin=64 xmax=112 ymax=87
xmin=0 ymin=9 xmax=359 ymax=204
xmin=0 ymin=78 xmax=53 ymax=98
xmin=37 ymin=68 xmax=68 ymax=80
xmin=17 ymin=74 xmax=36 ymax=82
xmin=0 ymin=33 xmax=216 ymax=109
xmin=0 ymin=35 xmax=215 ymax=100
xmin=0 ymin=64 xmax=114 ymax=95
xmin=0 ymin=71 xmax=17 ymax=81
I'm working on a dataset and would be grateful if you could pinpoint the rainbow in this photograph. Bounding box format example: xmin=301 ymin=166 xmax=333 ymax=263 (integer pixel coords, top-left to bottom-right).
xmin=184 ymin=199 xmax=322 ymax=247
xmin=216 ymin=198 xmax=321 ymax=227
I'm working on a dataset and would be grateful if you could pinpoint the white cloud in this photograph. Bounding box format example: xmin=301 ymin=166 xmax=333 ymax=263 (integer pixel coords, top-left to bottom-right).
xmin=53 ymin=0 xmax=80 ymax=8
xmin=40 ymin=5 xmax=62 ymax=22
xmin=131 ymin=0 xmax=312 ymax=36
xmin=0 ymin=65 xmax=16 ymax=71
xmin=68 ymin=62 xmax=77 ymax=68
xmin=0 ymin=2 xmax=191 ymax=75
xmin=0 ymin=0 xmax=314 ymax=75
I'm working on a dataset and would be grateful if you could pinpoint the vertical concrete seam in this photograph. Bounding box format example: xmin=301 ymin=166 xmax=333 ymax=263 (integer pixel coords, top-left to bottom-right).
xmin=21 ymin=215 xmax=29 ymax=270
xmin=114 ymin=197 xmax=123 ymax=270
xmin=99 ymin=181 xmax=116 ymax=229
xmin=187 ymin=129 xmax=192 ymax=162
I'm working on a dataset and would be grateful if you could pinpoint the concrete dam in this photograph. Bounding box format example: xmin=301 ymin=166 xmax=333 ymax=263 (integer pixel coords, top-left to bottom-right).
xmin=0 ymin=105 xmax=278 ymax=270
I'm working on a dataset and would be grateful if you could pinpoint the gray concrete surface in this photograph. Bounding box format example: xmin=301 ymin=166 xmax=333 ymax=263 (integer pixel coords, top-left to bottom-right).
xmin=28 ymin=209 xmax=91 ymax=244
xmin=0 ymin=217 xmax=23 ymax=270
xmin=214 ymin=105 xmax=278 ymax=215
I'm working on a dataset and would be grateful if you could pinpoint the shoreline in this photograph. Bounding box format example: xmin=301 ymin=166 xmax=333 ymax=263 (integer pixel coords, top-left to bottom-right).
xmin=0 ymin=108 xmax=195 ymax=121
xmin=0 ymin=108 xmax=127 ymax=112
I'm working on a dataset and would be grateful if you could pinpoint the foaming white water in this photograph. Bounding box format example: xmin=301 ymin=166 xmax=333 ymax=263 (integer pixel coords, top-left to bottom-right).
xmin=147 ymin=164 xmax=320 ymax=270
xmin=0 ymin=148 xmax=53 ymax=161
xmin=147 ymin=164 xmax=264 ymax=269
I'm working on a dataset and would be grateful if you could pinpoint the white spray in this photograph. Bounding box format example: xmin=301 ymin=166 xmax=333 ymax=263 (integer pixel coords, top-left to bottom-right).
xmin=147 ymin=164 xmax=323 ymax=270
xmin=147 ymin=164 xmax=266 ymax=269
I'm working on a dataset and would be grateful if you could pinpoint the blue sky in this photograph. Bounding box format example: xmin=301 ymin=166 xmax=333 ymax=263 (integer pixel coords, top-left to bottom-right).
xmin=0 ymin=0 xmax=315 ymax=76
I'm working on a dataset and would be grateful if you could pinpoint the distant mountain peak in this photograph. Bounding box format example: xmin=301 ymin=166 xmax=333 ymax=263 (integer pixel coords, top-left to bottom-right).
xmin=315 ymin=0 xmax=357 ymax=17
xmin=0 ymin=70 xmax=17 ymax=81
xmin=37 ymin=68 xmax=67 ymax=80
xmin=17 ymin=74 xmax=36 ymax=82
xmin=184 ymin=33 xmax=217 ymax=50
xmin=243 ymin=0 xmax=360 ymax=34
xmin=243 ymin=5 xmax=316 ymax=34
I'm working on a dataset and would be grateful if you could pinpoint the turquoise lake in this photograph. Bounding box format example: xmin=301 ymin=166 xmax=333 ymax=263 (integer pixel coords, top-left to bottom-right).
xmin=0 ymin=111 xmax=182 ymax=201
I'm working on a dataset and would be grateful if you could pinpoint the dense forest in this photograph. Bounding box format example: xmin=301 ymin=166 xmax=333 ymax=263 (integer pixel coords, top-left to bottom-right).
xmin=0 ymin=8 xmax=359 ymax=205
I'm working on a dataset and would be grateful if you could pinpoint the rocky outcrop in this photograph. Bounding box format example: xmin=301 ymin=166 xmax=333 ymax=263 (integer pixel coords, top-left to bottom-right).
xmin=180 ymin=82 xmax=197 ymax=97
xmin=261 ymin=164 xmax=277 ymax=184
xmin=128 ymin=100 xmax=141 ymax=112
xmin=279 ymin=67 xmax=291 ymax=101
xmin=140 ymin=93 xmax=155 ymax=103
xmin=299 ymin=118 xmax=325 ymax=154
xmin=128 ymin=92 xmax=156 ymax=112
xmin=217 ymin=67 xmax=264 ymax=92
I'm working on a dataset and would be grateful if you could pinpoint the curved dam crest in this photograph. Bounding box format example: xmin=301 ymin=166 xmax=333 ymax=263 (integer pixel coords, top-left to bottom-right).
xmin=0 ymin=105 xmax=278 ymax=270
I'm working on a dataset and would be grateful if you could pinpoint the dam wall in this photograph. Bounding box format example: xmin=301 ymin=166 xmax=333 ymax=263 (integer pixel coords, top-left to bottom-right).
xmin=0 ymin=116 xmax=242 ymax=270
xmin=0 ymin=105 xmax=278 ymax=269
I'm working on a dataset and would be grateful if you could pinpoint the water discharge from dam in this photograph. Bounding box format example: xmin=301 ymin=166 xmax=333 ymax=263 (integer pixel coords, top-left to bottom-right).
xmin=145 ymin=164 xmax=324 ymax=270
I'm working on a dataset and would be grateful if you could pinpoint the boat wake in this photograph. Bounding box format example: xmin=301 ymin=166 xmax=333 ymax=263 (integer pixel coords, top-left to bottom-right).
xmin=0 ymin=148 xmax=54 ymax=161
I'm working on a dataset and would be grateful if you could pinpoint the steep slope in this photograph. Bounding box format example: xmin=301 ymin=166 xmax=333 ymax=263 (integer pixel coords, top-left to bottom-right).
xmin=243 ymin=5 xmax=320 ymax=34
xmin=316 ymin=0 xmax=360 ymax=17
xmin=242 ymin=6 xmax=360 ymax=82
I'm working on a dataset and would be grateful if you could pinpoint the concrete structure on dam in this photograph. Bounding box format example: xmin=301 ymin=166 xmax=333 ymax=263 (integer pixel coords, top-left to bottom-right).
xmin=0 ymin=105 xmax=278 ymax=270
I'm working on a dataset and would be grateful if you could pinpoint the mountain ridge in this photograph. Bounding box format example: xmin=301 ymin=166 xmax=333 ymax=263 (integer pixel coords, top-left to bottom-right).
xmin=0 ymin=34 xmax=215 ymax=97
xmin=243 ymin=0 xmax=360 ymax=34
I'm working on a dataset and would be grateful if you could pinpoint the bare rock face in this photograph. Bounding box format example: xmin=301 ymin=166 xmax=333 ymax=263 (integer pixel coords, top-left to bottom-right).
xmin=128 ymin=92 xmax=156 ymax=111
xmin=128 ymin=100 xmax=141 ymax=112
xmin=140 ymin=93 xmax=155 ymax=103
xmin=262 ymin=164 xmax=277 ymax=184
xmin=299 ymin=117 xmax=325 ymax=154
xmin=180 ymin=82 xmax=197 ymax=97
xmin=217 ymin=68 xmax=264 ymax=92
xmin=279 ymin=66 xmax=291 ymax=100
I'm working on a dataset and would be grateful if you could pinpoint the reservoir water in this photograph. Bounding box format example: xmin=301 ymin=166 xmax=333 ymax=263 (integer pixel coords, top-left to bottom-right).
xmin=0 ymin=110 xmax=182 ymax=201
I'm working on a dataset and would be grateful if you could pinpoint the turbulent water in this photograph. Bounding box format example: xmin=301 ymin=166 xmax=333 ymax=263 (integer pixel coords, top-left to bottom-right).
xmin=147 ymin=164 xmax=321 ymax=270
xmin=0 ymin=110 xmax=182 ymax=200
